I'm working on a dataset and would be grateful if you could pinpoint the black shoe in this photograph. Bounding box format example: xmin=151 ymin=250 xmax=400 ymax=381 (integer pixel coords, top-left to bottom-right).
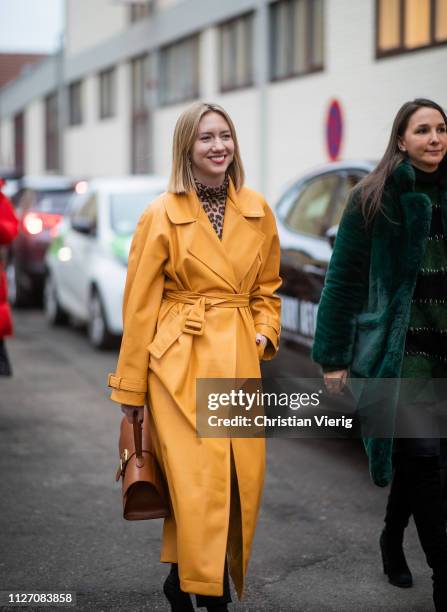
xmin=380 ymin=529 xmax=413 ymax=588
xmin=163 ymin=566 xmax=194 ymax=612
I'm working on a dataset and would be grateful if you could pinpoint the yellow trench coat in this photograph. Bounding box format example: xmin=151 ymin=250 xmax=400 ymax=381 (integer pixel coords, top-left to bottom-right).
xmin=108 ymin=180 xmax=281 ymax=598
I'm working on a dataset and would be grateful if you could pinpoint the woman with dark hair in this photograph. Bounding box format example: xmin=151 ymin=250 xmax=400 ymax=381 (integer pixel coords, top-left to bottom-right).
xmin=312 ymin=98 xmax=447 ymax=611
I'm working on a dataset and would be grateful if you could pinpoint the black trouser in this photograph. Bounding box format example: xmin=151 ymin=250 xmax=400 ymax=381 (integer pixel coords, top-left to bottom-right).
xmin=385 ymin=453 xmax=447 ymax=575
xmin=0 ymin=338 xmax=12 ymax=376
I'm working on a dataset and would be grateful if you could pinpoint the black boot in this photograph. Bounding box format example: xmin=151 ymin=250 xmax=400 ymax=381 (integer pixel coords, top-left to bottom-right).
xmin=433 ymin=566 xmax=447 ymax=612
xmin=380 ymin=528 xmax=413 ymax=588
xmin=163 ymin=564 xmax=194 ymax=612
xmin=400 ymin=456 xmax=447 ymax=612
xmin=381 ymin=463 xmax=413 ymax=588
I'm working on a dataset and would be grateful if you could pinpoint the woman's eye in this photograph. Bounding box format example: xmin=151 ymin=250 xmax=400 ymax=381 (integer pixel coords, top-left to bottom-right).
xmin=438 ymin=126 xmax=447 ymax=133
xmin=200 ymin=136 xmax=210 ymax=142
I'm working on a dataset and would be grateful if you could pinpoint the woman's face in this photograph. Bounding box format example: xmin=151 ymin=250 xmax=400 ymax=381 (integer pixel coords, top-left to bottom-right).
xmin=399 ymin=107 xmax=447 ymax=172
xmin=190 ymin=112 xmax=235 ymax=186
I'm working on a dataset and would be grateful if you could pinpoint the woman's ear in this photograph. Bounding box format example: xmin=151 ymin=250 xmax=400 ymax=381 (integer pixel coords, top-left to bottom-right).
xmin=397 ymin=138 xmax=406 ymax=153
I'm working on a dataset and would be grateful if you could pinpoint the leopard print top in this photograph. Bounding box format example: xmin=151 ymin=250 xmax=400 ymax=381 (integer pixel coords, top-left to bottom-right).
xmin=194 ymin=176 xmax=229 ymax=240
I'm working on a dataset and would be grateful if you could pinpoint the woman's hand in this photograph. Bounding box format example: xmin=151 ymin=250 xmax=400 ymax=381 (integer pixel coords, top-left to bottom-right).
xmin=121 ymin=404 xmax=145 ymax=423
xmin=323 ymin=369 xmax=348 ymax=395
xmin=256 ymin=333 xmax=268 ymax=359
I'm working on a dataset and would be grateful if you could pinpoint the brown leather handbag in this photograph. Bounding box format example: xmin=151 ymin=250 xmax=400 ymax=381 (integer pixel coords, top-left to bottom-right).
xmin=115 ymin=408 xmax=169 ymax=520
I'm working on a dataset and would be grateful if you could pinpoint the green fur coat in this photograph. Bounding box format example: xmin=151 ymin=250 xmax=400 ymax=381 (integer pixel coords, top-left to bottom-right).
xmin=311 ymin=159 xmax=447 ymax=487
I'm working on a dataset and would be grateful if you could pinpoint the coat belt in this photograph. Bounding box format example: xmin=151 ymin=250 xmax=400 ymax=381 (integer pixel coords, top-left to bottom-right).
xmin=147 ymin=290 xmax=250 ymax=360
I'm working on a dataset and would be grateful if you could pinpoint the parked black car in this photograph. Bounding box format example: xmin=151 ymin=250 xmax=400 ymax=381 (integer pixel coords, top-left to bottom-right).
xmin=262 ymin=161 xmax=375 ymax=379
xmin=7 ymin=176 xmax=80 ymax=306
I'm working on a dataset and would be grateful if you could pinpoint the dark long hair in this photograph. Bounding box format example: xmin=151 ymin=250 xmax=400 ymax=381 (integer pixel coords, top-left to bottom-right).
xmin=357 ymin=98 xmax=447 ymax=223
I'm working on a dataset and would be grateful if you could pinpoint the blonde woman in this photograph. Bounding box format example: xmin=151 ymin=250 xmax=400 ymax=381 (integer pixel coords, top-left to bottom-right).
xmin=108 ymin=102 xmax=281 ymax=611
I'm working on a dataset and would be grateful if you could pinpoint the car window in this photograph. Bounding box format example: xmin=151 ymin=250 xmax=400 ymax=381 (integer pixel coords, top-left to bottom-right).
xmin=16 ymin=189 xmax=73 ymax=214
xmin=109 ymin=191 xmax=161 ymax=235
xmin=331 ymin=173 xmax=367 ymax=228
xmin=284 ymin=174 xmax=340 ymax=237
xmin=35 ymin=190 xmax=73 ymax=214
xmin=72 ymin=193 xmax=98 ymax=224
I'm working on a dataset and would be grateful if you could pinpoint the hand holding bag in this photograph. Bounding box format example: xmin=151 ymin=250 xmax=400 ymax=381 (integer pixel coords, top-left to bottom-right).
xmin=115 ymin=407 xmax=169 ymax=520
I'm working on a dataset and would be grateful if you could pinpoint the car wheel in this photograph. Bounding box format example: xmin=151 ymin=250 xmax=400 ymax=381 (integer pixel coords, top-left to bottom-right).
xmin=88 ymin=289 xmax=115 ymax=350
xmin=6 ymin=261 xmax=30 ymax=308
xmin=44 ymin=274 xmax=68 ymax=325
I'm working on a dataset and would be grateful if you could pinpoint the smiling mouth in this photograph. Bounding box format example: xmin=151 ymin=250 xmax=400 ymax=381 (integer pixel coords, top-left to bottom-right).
xmin=208 ymin=155 xmax=226 ymax=163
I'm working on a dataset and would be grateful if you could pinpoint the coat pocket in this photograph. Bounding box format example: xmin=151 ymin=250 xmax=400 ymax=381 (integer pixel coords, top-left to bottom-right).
xmin=351 ymin=312 xmax=388 ymax=378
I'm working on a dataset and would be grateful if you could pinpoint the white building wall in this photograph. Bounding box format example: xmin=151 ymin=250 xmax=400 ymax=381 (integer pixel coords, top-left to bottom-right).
xmin=64 ymin=63 xmax=130 ymax=177
xmin=24 ymin=99 xmax=45 ymax=175
xmin=65 ymin=0 xmax=127 ymax=57
xmin=0 ymin=117 xmax=14 ymax=168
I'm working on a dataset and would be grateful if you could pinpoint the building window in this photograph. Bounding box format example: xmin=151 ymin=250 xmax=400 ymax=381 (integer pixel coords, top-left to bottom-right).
xmin=377 ymin=0 xmax=447 ymax=57
xmin=45 ymin=92 xmax=59 ymax=171
xmin=219 ymin=13 xmax=254 ymax=92
xmin=14 ymin=112 xmax=25 ymax=174
xmin=131 ymin=54 xmax=151 ymax=173
xmin=130 ymin=1 xmax=153 ymax=22
xmin=99 ymin=67 xmax=116 ymax=119
xmin=270 ymin=0 xmax=324 ymax=81
xmin=68 ymin=80 xmax=83 ymax=126
xmin=159 ymin=35 xmax=199 ymax=106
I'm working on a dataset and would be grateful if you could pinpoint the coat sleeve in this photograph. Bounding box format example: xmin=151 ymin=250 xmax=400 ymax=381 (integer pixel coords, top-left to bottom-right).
xmin=0 ymin=193 xmax=19 ymax=245
xmin=250 ymin=203 xmax=282 ymax=360
xmin=311 ymin=192 xmax=371 ymax=369
xmin=108 ymin=203 xmax=169 ymax=406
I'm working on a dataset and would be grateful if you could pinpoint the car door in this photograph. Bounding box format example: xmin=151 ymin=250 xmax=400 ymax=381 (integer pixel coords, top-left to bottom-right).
xmin=63 ymin=192 xmax=98 ymax=320
xmin=279 ymin=172 xmax=343 ymax=348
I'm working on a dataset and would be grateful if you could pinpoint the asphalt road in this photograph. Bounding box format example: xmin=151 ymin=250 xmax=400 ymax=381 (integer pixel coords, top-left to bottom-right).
xmin=0 ymin=311 xmax=435 ymax=611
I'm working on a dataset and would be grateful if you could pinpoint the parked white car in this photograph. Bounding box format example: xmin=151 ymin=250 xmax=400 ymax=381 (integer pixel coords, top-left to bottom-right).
xmin=44 ymin=176 xmax=166 ymax=349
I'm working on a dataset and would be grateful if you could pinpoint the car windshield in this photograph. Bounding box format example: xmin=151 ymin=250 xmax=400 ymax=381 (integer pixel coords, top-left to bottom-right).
xmin=109 ymin=191 xmax=160 ymax=235
xmin=35 ymin=190 xmax=74 ymax=214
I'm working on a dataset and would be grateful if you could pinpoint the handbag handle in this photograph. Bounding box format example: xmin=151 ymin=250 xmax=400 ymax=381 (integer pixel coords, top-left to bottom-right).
xmin=132 ymin=411 xmax=144 ymax=468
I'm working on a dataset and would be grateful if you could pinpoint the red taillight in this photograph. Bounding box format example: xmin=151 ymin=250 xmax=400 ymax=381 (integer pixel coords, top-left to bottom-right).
xmin=22 ymin=212 xmax=63 ymax=237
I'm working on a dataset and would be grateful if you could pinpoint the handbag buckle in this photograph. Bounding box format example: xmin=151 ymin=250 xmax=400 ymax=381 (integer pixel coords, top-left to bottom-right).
xmin=117 ymin=448 xmax=130 ymax=479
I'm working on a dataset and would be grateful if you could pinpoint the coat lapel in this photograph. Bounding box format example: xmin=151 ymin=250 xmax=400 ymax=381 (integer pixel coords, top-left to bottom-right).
xmin=164 ymin=181 xmax=266 ymax=291
xmin=221 ymin=180 xmax=265 ymax=288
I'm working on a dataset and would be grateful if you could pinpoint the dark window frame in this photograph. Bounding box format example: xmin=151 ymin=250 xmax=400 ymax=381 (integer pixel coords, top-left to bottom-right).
xmin=375 ymin=0 xmax=447 ymax=59
xmin=158 ymin=34 xmax=200 ymax=107
xmin=269 ymin=0 xmax=325 ymax=83
xmin=131 ymin=54 xmax=151 ymax=174
xmin=14 ymin=112 xmax=25 ymax=174
xmin=129 ymin=1 xmax=153 ymax=23
xmin=98 ymin=66 xmax=117 ymax=120
xmin=68 ymin=80 xmax=83 ymax=127
xmin=219 ymin=12 xmax=255 ymax=93
xmin=45 ymin=92 xmax=59 ymax=172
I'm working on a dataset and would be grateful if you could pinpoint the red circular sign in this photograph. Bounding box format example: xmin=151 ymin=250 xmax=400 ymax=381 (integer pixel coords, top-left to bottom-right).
xmin=326 ymin=100 xmax=343 ymax=161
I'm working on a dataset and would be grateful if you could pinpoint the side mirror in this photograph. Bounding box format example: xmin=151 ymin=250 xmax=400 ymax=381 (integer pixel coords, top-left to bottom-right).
xmin=71 ymin=217 xmax=96 ymax=235
xmin=325 ymin=225 xmax=338 ymax=250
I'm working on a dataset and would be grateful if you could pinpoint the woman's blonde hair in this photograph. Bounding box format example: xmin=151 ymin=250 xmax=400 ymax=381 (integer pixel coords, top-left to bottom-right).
xmin=168 ymin=101 xmax=245 ymax=193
